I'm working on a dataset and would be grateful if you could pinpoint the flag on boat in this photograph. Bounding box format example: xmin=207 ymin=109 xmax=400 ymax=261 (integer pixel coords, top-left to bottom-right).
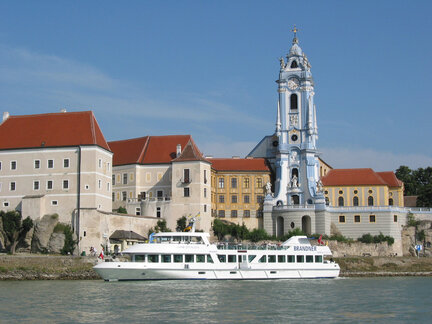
xmin=318 ymin=235 xmax=324 ymax=245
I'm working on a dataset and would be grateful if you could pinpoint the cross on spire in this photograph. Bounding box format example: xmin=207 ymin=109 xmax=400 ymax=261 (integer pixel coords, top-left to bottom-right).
xmin=292 ymin=25 xmax=299 ymax=44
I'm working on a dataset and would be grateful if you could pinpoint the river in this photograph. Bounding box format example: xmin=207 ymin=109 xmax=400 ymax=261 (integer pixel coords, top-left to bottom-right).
xmin=0 ymin=277 xmax=430 ymax=323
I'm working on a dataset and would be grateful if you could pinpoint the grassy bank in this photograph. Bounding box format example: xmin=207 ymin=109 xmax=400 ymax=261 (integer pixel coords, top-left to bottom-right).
xmin=1 ymin=254 xmax=432 ymax=280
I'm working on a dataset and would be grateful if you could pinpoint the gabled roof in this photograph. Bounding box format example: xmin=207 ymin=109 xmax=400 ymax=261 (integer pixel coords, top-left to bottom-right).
xmin=322 ymin=168 xmax=402 ymax=187
xmin=172 ymin=140 xmax=209 ymax=163
xmin=0 ymin=111 xmax=110 ymax=151
xmin=109 ymin=135 xmax=200 ymax=166
xmin=209 ymin=158 xmax=270 ymax=172
xmin=109 ymin=230 xmax=146 ymax=241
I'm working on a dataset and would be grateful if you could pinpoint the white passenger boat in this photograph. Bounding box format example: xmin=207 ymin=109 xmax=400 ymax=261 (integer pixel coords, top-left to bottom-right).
xmin=94 ymin=229 xmax=340 ymax=281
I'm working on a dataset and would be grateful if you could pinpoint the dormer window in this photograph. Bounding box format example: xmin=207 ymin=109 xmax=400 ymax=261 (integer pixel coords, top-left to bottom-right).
xmin=290 ymin=60 xmax=298 ymax=68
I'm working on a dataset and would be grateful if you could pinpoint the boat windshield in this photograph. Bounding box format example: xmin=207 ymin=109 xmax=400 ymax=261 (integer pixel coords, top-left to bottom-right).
xmin=155 ymin=235 xmax=204 ymax=244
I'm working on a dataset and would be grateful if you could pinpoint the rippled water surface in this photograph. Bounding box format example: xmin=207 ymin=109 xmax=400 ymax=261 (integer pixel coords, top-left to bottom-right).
xmin=0 ymin=277 xmax=431 ymax=323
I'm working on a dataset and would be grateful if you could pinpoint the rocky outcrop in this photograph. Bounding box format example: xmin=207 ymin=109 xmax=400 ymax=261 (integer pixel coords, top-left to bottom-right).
xmin=402 ymin=226 xmax=416 ymax=256
xmin=0 ymin=217 xmax=7 ymax=251
xmin=16 ymin=227 xmax=34 ymax=253
xmin=330 ymin=222 xmax=342 ymax=236
xmin=47 ymin=233 xmax=65 ymax=254
xmin=327 ymin=240 xmax=402 ymax=257
xmin=31 ymin=214 xmax=59 ymax=253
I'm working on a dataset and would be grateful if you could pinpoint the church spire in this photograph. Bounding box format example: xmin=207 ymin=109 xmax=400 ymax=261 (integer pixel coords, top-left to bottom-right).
xmin=292 ymin=25 xmax=299 ymax=44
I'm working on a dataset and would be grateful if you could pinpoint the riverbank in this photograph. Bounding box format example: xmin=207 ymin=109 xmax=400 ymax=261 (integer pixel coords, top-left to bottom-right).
xmin=1 ymin=254 xmax=431 ymax=280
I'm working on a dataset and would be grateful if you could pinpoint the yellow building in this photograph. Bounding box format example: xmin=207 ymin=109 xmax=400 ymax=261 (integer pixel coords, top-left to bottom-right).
xmin=209 ymin=157 xmax=271 ymax=229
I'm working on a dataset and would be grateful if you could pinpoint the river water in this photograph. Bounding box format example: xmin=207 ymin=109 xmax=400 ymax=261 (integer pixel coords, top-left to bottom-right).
xmin=0 ymin=277 xmax=430 ymax=323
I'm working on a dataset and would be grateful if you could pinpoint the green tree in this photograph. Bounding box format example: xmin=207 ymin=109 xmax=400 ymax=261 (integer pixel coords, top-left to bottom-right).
xmin=176 ymin=216 xmax=187 ymax=232
xmin=60 ymin=224 xmax=77 ymax=255
xmin=0 ymin=211 xmax=33 ymax=254
xmin=212 ymin=218 xmax=229 ymax=241
xmin=116 ymin=206 xmax=127 ymax=214
xmin=148 ymin=220 xmax=171 ymax=236
xmin=395 ymin=166 xmax=416 ymax=195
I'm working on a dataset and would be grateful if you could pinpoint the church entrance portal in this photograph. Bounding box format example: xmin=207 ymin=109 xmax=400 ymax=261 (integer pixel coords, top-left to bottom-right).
xmin=302 ymin=215 xmax=311 ymax=236
xmin=277 ymin=216 xmax=284 ymax=237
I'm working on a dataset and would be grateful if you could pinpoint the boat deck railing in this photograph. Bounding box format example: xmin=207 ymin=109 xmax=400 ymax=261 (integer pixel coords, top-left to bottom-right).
xmin=216 ymin=243 xmax=291 ymax=251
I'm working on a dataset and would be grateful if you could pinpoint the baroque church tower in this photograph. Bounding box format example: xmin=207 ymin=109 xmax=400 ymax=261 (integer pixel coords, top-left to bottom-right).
xmin=273 ymin=27 xmax=324 ymax=207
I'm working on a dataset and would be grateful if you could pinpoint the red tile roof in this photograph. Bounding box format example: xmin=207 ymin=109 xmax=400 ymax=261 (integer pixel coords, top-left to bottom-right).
xmin=376 ymin=172 xmax=403 ymax=187
xmin=322 ymin=168 xmax=402 ymax=187
xmin=209 ymin=158 xmax=270 ymax=172
xmin=0 ymin=111 xmax=110 ymax=151
xmin=109 ymin=135 xmax=201 ymax=166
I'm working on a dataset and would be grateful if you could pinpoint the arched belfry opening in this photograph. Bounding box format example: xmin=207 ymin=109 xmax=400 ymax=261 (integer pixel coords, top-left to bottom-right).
xmin=290 ymin=60 xmax=298 ymax=68
xmin=290 ymin=94 xmax=298 ymax=110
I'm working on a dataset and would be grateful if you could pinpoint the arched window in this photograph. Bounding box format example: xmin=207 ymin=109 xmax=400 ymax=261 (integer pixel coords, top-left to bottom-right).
xmin=290 ymin=60 xmax=298 ymax=68
xmin=290 ymin=94 xmax=298 ymax=110
xmin=389 ymin=198 xmax=394 ymax=206
xmin=368 ymin=196 xmax=374 ymax=206
xmin=353 ymin=196 xmax=359 ymax=206
xmin=292 ymin=195 xmax=300 ymax=205
xmin=338 ymin=196 xmax=344 ymax=207
xmin=292 ymin=168 xmax=299 ymax=178
xmin=325 ymin=197 xmax=330 ymax=206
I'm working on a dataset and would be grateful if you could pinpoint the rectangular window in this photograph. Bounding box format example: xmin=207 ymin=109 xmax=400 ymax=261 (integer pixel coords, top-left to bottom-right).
xmin=204 ymin=170 xmax=207 ymax=184
xmin=10 ymin=182 xmax=16 ymax=191
xmin=306 ymin=255 xmax=314 ymax=263
xmin=130 ymin=173 xmax=134 ymax=181
xmin=231 ymin=195 xmax=237 ymax=203
xmin=204 ymin=188 xmax=207 ymax=198
xmin=107 ymin=182 xmax=110 ymax=191
xmin=98 ymin=159 xmax=102 ymax=168
xmin=268 ymin=255 xmax=276 ymax=263
xmin=196 ymin=255 xmax=205 ymax=263
xmin=243 ymin=177 xmax=250 ymax=188
xmin=354 ymin=215 xmax=361 ymax=223
xmin=63 ymin=180 xmax=69 ymax=189
xmin=64 ymin=159 xmax=70 ymax=168
xmin=218 ymin=210 xmax=225 ymax=218
xmin=184 ymin=188 xmax=190 ymax=197
xmin=123 ymin=173 xmax=127 ymax=185
xmin=112 ymin=174 xmax=115 ymax=186
xmin=259 ymin=255 xmax=267 ymax=263
xmin=122 ymin=191 xmax=127 ymax=201
xmin=204 ymin=204 xmax=207 ymax=212
xmin=148 ymin=255 xmax=159 ymax=263
xmin=34 ymin=160 xmax=40 ymax=169
xmin=218 ymin=195 xmax=225 ymax=203
xmin=183 ymin=169 xmax=190 ymax=183
xmin=228 ymin=255 xmax=236 ymax=263
xmin=287 ymin=255 xmax=295 ymax=263
xmin=48 ymin=160 xmax=54 ymax=168
xmin=256 ymin=177 xmax=262 ymax=188
xmin=135 ymin=255 xmax=145 ymax=262
xmin=339 ymin=215 xmax=345 ymax=223
xmin=243 ymin=195 xmax=250 ymax=203
xmin=243 ymin=210 xmax=250 ymax=218
xmin=51 ymin=200 xmax=58 ymax=206
xmin=231 ymin=177 xmax=237 ymax=188
xmin=98 ymin=180 xmax=102 ymax=189
xmin=231 ymin=210 xmax=237 ymax=218
xmin=33 ymin=181 xmax=40 ymax=190
xmin=394 ymin=215 xmax=398 ymax=222
xmin=107 ymin=162 xmax=110 ymax=171
xmin=174 ymin=255 xmax=183 ymax=263
xmin=47 ymin=180 xmax=53 ymax=190
xmin=218 ymin=255 xmax=226 ymax=263
xmin=161 ymin=255 xmax=171 ymax=263
xmin=11 ymin=161 xmax=17 ymax=170
xmin=207 ymin=255 xmax=214 ymax=263
xmin=278 ymin=255 xmax=286 ymax=263
xmin=296 ymin=255 xmax=304 ymax=263
xmin=3 ymin=201 xmax=9 ymax=207
xmin=0 ymin=182 xmax=2 ymax=192
xmin=315 ymin=255 xmax=323 ymax=263
xmin=185 ymin=255 xmax=194 ymax=263
xmin=369 ymin=215 xmax=376 ymax=223
xmin=257 ymin=195 xmax=264 ymax=203
xmin=112 ymin=192 xmax=115 ymax=202
xmin=218 ymin=178 xmax=224 ymax=189
xmin=0 ymin=161 xmax=2 ymax=170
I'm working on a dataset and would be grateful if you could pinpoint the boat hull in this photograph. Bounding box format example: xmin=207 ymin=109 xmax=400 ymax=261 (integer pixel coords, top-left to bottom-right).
xmin=94 ymin=263 xmax=340 ymax=281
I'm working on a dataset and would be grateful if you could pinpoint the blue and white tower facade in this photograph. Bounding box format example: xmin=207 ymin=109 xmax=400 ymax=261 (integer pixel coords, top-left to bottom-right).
xmin=273 ymin=28 xmax=325 ymax=207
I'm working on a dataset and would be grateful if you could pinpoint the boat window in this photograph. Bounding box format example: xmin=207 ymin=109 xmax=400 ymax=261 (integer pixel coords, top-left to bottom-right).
xmin=278 ymin=255 xmax=286 ymax=263
xmin=173 ymin=236 xmax=182 ymax=242
xmin=259 ymin=255 xmax=267 ymax=263
xmin=306 ymin=255 xmax=314 ymax=263
xmin=238 ymin=255 xmax=242 ymax=263
xmin=248 ymin=255 xmax=256 ymax=262
xmin=315 ymin=255 xmax=323 ymax=263
xmin=218 ymin=255 xmax=226 ymax=263
xmin=185 ymin=255 xmax=194 ymax=263
xmin=196 ymin=254 xmax=205 ymax=263
xmin=174 ymin=254 xmax=183 ymax=263
xmin=161 ymin=255 xmax=171 ymax=263
xmin=135 ymin=255 xmax=145 ymax=262
xmin=268 ymin=255 xmax=276 ymax=263
xmin=160 ymin=236 xmax=171 ymax=243
xmin=296 ymin=255 xmax=304 ymax=263
xmin=190 ymin=236 xmax=202 ymax=243
xmin=207 ymin=255 xmax=214 ymax=263
xmin=287 ymin=255 xmax=295 ymax=263
xmin=228 ymin=255 xmax=236 ymax=263
xmin=148 ymin=254 xmax=159 ymax=263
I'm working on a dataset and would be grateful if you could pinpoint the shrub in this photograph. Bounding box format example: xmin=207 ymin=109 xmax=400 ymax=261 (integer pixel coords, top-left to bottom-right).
xmin=116 ymin=207 xmax=127 ymax=214
xmin=61 ymin=224 xmax=77 ymax=255
xmin=247 ymin=228 xmax=270 ymax=242
xmin=148 ymin=220 xmax=171 ymax=236
xmin=358 ymin=232 xmax=394 ymax=246
xmin=176 ymin=216 xmax=187 ymax=232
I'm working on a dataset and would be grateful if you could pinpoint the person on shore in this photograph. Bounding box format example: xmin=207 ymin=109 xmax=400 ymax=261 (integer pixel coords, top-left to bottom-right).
xmin=99 ymin=248 xmax=104 ymax=260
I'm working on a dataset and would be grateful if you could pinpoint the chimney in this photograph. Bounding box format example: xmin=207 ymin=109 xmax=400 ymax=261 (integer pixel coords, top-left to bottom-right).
xmin=60 ymin=108 xmax=67 ymax=113
xmin=232 ymin=156 xmax=240 ymax=159
xmin=176 ymin=144 xmax=182 ymax=157
xmin=2 ymin=112 xmax=10 ymax=122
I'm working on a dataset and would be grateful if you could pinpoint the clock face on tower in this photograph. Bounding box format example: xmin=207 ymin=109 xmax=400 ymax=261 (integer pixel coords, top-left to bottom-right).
xmin=287 ymin=78 xmax=299 ymax=90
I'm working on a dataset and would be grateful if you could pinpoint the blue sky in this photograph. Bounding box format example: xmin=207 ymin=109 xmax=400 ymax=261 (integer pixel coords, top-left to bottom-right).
xmin=0 ymin=1 xmax=431 ymax=171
